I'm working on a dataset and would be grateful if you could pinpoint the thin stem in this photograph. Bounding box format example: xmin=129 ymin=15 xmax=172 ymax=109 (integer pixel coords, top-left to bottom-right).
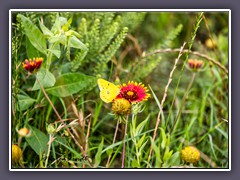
xmin=83 ymin=118 xmax=91 ymax=168
xmin=106 ymin=118 xmax=120 ymax=168
xmin=169 ymin=73 xmax=196 ymax=135
xmin=45 ymin=134 xmax=53 ymax=168
xmin=121 ymin=116 xmax=129 ymax=168
xmin=35 ymin=75 xmax=93 ymax=167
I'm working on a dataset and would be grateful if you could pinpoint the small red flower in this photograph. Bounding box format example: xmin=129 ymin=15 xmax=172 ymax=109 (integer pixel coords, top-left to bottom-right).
xmin=188 ymin=59 xmax=203 ymax=70
xmin=22 ymin=57 xmax=43 ymax=73
xmin=117 ymin=81 xmax=150 ymax=103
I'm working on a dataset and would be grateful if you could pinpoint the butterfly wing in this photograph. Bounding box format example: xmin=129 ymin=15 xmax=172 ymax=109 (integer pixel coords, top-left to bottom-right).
xmin=98 ymin=79 xmax=120 ymax=103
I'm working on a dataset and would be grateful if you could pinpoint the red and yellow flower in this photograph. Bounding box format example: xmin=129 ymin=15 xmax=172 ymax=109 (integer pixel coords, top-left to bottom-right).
xmin=117 ymin=81 xmax=150 ymax=103
xmin=22 ymin=57 xmax=43 ymax=73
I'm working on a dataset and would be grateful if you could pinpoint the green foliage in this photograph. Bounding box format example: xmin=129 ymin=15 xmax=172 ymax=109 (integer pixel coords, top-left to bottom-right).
xmin=11 ymin=11 xmax=229 ymax=169
xmin=32 ymin=68 xmax=56 ymax=91
xmin=46 ymin=73 xmax=97 ymax=97
xmin=25 ymin=126 xmax=49 ymax=156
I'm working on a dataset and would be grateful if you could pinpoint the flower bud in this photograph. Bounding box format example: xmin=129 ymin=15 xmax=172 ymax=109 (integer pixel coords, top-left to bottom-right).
xmin=181 ymin=146 xmax=201 ymax=164
xmin=12 ymin=144 xmax=22 ymax=163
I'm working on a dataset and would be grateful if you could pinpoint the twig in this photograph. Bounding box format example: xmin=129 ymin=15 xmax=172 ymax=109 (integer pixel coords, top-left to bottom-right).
xmin=147 ymin=42 xmax=187 ymax=167
xmin=143 ymin=48 xmax=228 ymax=74
xmin=106 ymin=118 xmax=120 ymax=168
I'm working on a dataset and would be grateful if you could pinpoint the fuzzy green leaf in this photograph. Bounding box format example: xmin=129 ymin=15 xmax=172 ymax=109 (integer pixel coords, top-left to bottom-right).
xmin=17 ymin=14 xmax=47 ymax=55
xmin=32 ymin=68 xmax=56 ymax=91
xmin=46 ymin=73 xmax=97 ymax=97
xmin=25 ymin=126 xmax=49 ymax=156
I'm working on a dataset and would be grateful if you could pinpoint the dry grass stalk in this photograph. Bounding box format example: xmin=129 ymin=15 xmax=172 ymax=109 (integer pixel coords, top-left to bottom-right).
xmin=147 ymin=42 xmax=187 ymax=167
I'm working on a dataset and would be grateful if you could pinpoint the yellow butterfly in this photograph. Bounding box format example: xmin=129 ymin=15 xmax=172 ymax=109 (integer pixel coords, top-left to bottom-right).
xmin=97 ymin=78 xmax=120 ymax=103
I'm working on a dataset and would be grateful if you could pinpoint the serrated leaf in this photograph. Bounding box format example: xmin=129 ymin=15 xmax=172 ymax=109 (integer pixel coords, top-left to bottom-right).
xmin=94 ymin=138 xmax=104 ymax=167
xmin=25 ymin=126 xmax=49 ymax=156
xmin=17 ymin=14 xmax=47 ymax=55
xmin=32 ymin=68 xmax=56 ymax=91
xmin=46 ymin=73 xmax=97 ymax=97
xmin=17 ymin=94 xmax=36 ymax=111
xmin=69 ymin=35 xmax=88 ymax=51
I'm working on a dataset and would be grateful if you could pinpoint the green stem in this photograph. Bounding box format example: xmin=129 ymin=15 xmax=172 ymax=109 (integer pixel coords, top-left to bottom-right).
xmin=121 ymin=115 xmax=129 ymax=168
xmin=46 ymin=43 xmax=56 ymax=70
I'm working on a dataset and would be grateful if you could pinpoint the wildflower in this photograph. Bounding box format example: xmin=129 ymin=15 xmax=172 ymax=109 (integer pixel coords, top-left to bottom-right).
xmin=181 ymin=146 xmax=201 ymax=164
xmin=112 ymin=98 xmax=131 ymax=116
xmin=12 ymin=144 xmax=22 ymax=163
xmin=17 ymin=127 xmax=31 ymax=137
xmin=117 ymin=81 xmax=150 ymax=103
xmin=205 ymin=38 xmax=216 ymax=49
xmin=22 ymin=57 xmax=43 ymax=73
xmin=187 ymin=59 xmax=204 ymax=71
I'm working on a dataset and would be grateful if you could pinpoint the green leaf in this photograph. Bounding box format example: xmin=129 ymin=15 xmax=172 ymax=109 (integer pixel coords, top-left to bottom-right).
xmin=62 ymin=18 xmax=72 ymax=31
xmin=25 ymin=126 xmax=49 ymax=156
xmin=131 ymin=159 xmax=140 ymax=168
xmin=46 ymin=73 xmax=97 ymax=97
xmin=17 ymin=14 xmax=47 ymax=55
xmin=163 ymin=146 xmax=173 ymax=162
xmin=137 ymin=134 xmax=146 ymax=147
xmin=32 ymin=68 xmax=56 ymax=91
xmin=26 ymin=37 xmax=41 ymax=59
xmin=94 ymin=138 xmax=104 ymax=167
xmin=160 ymin=128 xmax=167 ymax=149
xmin=69 ymin=35 xmax=88 ymax=51
xmin=48 ymin=44 xmax=61 ymax=58
xmin=150 ymin=137 xmax=162 ymax=167
xmin=39 ymin=20 xmax=54 ymax=38
xmin=17 ymin=94 xmax=36 ymax=111
xmin=162 ymin=152 xmax=180 ymax=168
xmin=135 ymin=116 xmax=149 ymax=135
xmin=48 ymin=34 xmax=67 ymax=45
